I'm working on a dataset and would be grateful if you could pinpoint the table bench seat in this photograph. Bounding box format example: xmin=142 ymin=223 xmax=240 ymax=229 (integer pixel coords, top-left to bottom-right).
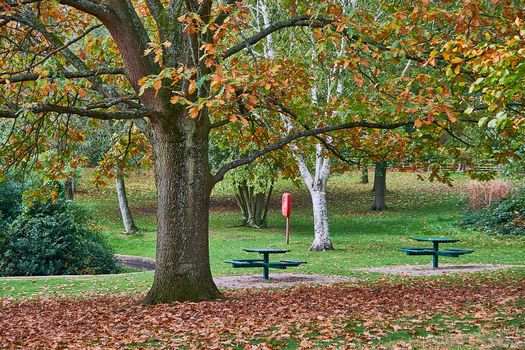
xmin=400 ymin=248 xmax=436 ymax=256
xmin=401 ymin=248 xmax=474 ymax=257
xmin=225 ymin=259 xmax=306 ymax=272
xmin=225 ymin=259 xmax=264 ymax=268
xmin=437 ymin=249 xmax=474 ymax=257
xmin=280 ymin=259 xmax=307 ymax=266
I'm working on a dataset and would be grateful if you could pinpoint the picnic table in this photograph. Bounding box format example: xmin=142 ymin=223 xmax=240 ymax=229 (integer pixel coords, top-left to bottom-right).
xmin=225 ymin=248 xmax=306 ymax=280
xmin=400 ymin=237 xmax=474 ymax=268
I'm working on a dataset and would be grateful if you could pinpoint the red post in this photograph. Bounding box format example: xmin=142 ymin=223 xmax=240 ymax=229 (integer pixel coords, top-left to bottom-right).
xmin=285 ymin=217 xmax=290 ymax=244
xmin=282 ymin=193 xmax=292 ymax=244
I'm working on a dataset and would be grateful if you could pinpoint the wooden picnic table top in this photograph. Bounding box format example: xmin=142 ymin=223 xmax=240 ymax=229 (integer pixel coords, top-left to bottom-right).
xmin=411 ymin=237 xmax=459 ymax=243
xmin=243 ymin=248 xmax=290 ymax=254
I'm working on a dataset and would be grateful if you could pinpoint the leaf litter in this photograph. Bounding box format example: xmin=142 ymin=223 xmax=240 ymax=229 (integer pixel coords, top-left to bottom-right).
xmin=0 ymin=278 xmax=523 ymax=349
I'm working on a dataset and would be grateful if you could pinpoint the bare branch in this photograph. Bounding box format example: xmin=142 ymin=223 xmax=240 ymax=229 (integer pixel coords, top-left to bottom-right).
xmin=213 ymin=119 xmax=413 ymax=183
xmin=1 ymin=67 xmax=125 ymax=84
xmin=223 ymin=16 xmax=332 ymax=59
xmin=0 ymin=104 xmax=158 ymax=120
xmin=6 ymin=24 xmax=103 ymax=75
xmin=210 ymin=118 xmax=231 ymax=129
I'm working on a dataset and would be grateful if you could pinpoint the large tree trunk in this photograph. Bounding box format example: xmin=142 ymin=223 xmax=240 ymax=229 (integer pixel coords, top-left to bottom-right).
xmin=372 ymin=161 xmax=388 ymax=211
xmin=142 ymin=121 xmax=220 ymax=304
xmin=115 ymin=169 xmax=139 ymax=234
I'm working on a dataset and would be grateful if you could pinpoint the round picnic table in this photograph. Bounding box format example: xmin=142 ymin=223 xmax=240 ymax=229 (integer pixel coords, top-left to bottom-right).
xmin=243 ymin=248 xmax=289 ymax=279
xmin=411 ymin=237 xmax=460 ymax=268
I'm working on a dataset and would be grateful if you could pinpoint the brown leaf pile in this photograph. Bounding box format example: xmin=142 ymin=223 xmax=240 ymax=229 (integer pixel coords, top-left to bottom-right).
xmin=1 ymin=279 xmax=524 ymax=349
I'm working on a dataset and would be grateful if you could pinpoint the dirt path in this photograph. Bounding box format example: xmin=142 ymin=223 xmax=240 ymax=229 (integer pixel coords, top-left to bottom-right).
xmin=355 ymin=263 xmax=522 ymax=276
xmin=214 ymin=273 xmax=354 ymax=289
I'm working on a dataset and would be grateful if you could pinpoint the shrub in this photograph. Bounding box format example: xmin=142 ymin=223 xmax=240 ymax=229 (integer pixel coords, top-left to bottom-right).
xmin=461 ymin=187 xmax=525 ymax=236
xmin=462 ymin=179 xmax=513 ymax=210
xmin=0 ymin=200 xmax=121 ymax=276
xmin=0 ymin=179 xmax=24 ymax=221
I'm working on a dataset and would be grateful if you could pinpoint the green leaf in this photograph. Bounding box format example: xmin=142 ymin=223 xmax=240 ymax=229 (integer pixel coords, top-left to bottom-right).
xmin=478 ymin=117 xmax=488 ymax=127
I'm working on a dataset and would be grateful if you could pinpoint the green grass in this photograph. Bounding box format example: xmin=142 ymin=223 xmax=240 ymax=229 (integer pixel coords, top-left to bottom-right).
xmin=1 ymin=171 xmax=524 ymax=299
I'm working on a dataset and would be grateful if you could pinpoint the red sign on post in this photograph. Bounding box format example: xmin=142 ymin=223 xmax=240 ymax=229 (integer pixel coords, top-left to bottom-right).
xmin=282 ymin=193 xmax=292 ymax=244
xmin=282 ymin=193 xmax=292 ymax=217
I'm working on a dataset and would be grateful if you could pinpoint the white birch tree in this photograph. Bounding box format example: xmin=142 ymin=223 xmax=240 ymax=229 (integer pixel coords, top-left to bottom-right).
xmin=257 ymin=0 xmax=350 ymax=251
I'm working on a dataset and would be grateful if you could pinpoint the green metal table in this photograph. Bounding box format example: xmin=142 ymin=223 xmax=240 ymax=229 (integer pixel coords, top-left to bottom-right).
xmin=400 ymin=237 xmax=473 ymax=268
xmin=243 ymin=248 xmax=289 ymax=279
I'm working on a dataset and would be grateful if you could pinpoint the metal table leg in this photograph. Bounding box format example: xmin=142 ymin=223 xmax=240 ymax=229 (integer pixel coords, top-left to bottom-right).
xmin=433 ymin=242 xmax=439 ymax=268
xmin=263 ymin=253 xmax=269 ymax=279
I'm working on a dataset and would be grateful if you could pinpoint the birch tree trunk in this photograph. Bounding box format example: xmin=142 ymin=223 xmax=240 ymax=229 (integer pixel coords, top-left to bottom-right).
xmin=258 ymin=0 xmax=336 ymax=251
xmin=296 ymin=144 xmax=334 ymax=251
xmin=115 ymin=168 xmax=139 ymax=234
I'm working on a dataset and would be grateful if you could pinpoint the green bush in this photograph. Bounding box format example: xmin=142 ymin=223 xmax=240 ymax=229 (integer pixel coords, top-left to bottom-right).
xmin=0 ymin=179 xmax=24 ymax=222
xmin=0 ymin=200 xmax=121 ymax=276
xmin=461 ymin=187 xmax=525 ymax=236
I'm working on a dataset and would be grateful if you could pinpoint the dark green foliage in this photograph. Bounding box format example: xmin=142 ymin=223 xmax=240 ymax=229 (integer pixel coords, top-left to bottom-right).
xmin=0 ymin=179 xmax=24 ymax=222
xmin=461 ymin=187 xmax=525 ymax=236
xmin=0 ymin=199 xmax=121 ymax=276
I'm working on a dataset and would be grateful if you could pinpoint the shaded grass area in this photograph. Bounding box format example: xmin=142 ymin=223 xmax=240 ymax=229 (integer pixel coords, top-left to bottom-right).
xmin=1 ymin=171 xmax=524 ymax=299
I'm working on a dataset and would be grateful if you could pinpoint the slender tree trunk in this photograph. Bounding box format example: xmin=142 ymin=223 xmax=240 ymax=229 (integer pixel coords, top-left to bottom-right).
xmin=372 ymin=161 xmax=388 ymax=211
xmin=234 ymin=182 xmax=272 ymax=228
xmin=360 ymin=166 xmax=369 ymax=184
xmin=115 ymin=169 xmax=139 ymax=234
xmin=259 ymin=0 xmax=337 ymax=250
xmin=143 ymin=121 xmax=220 ymax=304
xmin=296 ymin=144 xmax=334 ymax=251
xmin=64 ymin=178 xmax=74 ymax=200
xmin=309 ymin=188 xmax=333 ymax=251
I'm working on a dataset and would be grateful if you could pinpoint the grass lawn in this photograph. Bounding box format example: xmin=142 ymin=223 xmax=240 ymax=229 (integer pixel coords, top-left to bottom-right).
xmin=1 ymin=171 xmax=524 ymax=299
xmin=1 ymin=170 xmax=524 ymax=349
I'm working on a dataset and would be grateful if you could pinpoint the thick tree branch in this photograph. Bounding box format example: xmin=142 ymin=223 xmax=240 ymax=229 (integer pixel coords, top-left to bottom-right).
xmin=270 ymin=98 xmax=358 ymax=165
xmin=0 ymin=104 xmax=158 ymax=120
xmin=223 ymin=16 xmax=332 ymax=59
xmin=57 ymin=0 xmax=113 ymax=19
xmin=145 ymin=0 xmax=164 ymax=18
xmin=213 ymin=120 xmax=413 ymax=183
xmin=1 ymin=67 xmax=125 ymax=84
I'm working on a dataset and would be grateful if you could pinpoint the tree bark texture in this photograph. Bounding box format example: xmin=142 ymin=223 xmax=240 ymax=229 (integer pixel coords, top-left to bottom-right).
xmin=360 ymin=166 xmax=369 ymax=184
xmin=142 ymin=120 xmax=220 ymax=304
xmin=64 ymin=178 xmax=74 ymax=200
xmin=88 ymin=2 xmax=220 ymax=303
xmin=296 ymin=144 xmax=334 ymax=251
xmin=115 ymin=169 xmax=139 ymax=234
xmin=372 ymin=161 xmax=388 ymax=211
